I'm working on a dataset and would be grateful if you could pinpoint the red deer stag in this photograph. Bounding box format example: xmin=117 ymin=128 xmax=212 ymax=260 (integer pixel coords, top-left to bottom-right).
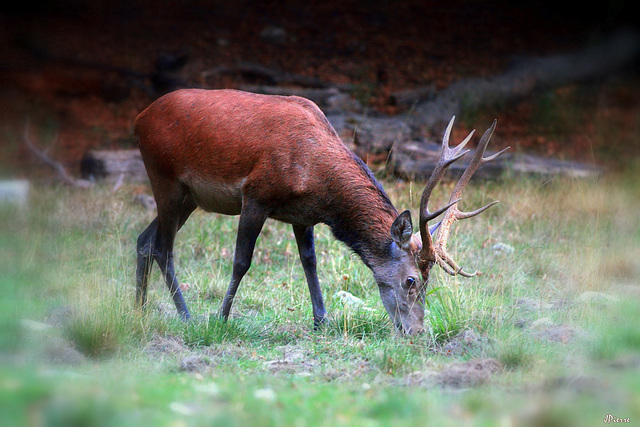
xmin=134 ymin=89 xmax=507 ymax=335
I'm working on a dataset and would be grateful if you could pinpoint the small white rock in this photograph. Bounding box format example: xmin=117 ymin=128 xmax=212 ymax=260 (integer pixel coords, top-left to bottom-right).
xmin=21 ymin=319 xmax=52 ymax=332
xmin=335 ymin=291 xmax=376 ymax=312
xmin=0 ymin=180 xmax=29 ymax=209
xmin=492 ymin=242 xmax=514 ymax=254
xmin=578 ymin=291 xmax=619 ymax=304
xmin=169 ymin=402 xmax=197 ymax=416
xmin=335 ymin=290 xmax=365 ymax=307
xmin=194 ymin=382 xmax=220 ymax=396
xmin=254 ymin=388 xmax=276 ymax=402
xmin=530 ymin=317 xmax=554 ymax=329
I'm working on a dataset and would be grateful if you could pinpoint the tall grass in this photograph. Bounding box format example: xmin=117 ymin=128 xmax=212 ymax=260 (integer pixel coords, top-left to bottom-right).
xmin=1 ymin=169 xmax=639 ymax=426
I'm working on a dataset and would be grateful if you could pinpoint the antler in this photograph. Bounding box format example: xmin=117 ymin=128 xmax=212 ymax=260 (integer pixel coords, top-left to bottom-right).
xmin=418 ymin=116 xmax=509 ymax=278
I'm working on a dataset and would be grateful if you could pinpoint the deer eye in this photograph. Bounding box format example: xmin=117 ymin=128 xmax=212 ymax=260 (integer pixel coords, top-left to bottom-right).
xmin=405 ymin=277 xmax=416 ymax=289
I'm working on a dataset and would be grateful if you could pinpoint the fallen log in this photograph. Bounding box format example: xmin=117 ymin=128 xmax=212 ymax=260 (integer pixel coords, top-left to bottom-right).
xmin=389 ymin=84 xmax=436 ymax=107
xmin=399 ymin=28 xmax=640 ymax=136
xmin=202 ymin=62 xmax=354 ymax=90
xmin=78 ymin=141 xmax=604 ymax=184
xmin=335 ymin=115 xmax=412 ymax=155
xmin=390 ymin=140 xmax=605 ymax=180
xmin=239 ymin=85 xmax=362 ymax=113
xmin=80 ymin=149 xmax=147 ymax=182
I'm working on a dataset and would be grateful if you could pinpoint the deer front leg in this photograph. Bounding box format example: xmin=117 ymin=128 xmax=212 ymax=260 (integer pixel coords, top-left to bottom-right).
xmin=156 ymin=249 xmax=190 ymax=320
xmin=293 ymin=225 xmax=327 ymax=328
xmin=219 ymin=200 xmax=268 ymax=321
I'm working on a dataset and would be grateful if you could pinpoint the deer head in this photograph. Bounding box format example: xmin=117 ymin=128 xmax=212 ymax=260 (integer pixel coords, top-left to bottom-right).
xmin=379 ymin=116 xmax=508 ymax=335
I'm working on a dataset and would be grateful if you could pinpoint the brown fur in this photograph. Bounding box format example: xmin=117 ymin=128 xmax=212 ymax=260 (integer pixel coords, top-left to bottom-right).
xmin=135 ymin=89 xmax=398 ymax=264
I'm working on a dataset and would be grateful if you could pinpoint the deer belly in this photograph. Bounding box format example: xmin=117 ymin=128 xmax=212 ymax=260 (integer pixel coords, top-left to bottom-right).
xmin=187 ymin=178 xmax=244 ymax=215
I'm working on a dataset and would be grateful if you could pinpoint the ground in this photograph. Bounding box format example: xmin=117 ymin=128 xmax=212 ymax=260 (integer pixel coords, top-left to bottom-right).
xmin=1 ymin=174 xmax=639 ymax=426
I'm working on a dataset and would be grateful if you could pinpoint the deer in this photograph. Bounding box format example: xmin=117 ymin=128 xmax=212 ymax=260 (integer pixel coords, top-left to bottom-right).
xmin=134 ymin=89 xmax=508 ymax=335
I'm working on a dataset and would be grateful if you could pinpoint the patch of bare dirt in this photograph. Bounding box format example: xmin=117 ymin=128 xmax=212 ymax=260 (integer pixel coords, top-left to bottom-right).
xmin=262 ymin=344 xmax=318 ymax=375
xmin=403 ymin=358 xmax=503 ymax=389
xmin=178 ymin=354 xmax=213 ymax=373
xmin=144 ymin=334 xmax=190 ymax=357
xmin=440 ymin=329 xmax=491 ymax=357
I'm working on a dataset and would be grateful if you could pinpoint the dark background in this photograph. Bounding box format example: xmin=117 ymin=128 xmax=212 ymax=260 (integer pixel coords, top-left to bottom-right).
xmin=1 ymin=0 xmax=638 ymax=177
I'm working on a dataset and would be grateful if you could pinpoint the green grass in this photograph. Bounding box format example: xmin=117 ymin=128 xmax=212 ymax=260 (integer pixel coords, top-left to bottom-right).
xmin=1 ymin=169 xmax=639 ymax=426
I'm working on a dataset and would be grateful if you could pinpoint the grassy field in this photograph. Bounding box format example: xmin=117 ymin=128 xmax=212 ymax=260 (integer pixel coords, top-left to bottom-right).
xmin=1 ymin=168 xmax=639 ymax=426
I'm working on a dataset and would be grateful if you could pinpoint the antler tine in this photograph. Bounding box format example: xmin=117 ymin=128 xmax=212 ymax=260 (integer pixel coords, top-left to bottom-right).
xmin=433 ymin=119 xmax=509 ymax=277
xmin=418 ymin=116 xmax=474 ymax=240
xmin=417 ymin=116 xmax=475 ymax=275
xmin=455 ymin=200 xmax=499 ymax=220
xmin=423 ymin=198 xmax=461 ymax=223
xmin=449 ymin=120 xmax=496 ymax=201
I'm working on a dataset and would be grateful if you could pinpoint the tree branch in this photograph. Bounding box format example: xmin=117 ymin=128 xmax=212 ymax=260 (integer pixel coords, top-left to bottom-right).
xmin=22 ymin=121 xmax=92 ymax=188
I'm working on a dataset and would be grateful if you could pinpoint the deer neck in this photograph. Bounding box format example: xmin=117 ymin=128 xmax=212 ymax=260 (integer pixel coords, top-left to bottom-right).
xmin=325 ymin=185 xmax=398 ymax=271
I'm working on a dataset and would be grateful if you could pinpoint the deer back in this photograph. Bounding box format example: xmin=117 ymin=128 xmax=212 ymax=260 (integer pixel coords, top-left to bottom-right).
xmin=134 ymin=89 xmax=392 ymax=226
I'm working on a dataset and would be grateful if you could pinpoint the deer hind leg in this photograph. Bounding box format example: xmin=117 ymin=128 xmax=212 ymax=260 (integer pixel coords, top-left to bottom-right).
xmin=293 ymin=225 xmax=327 ymax=328
xmin=136 ymin=217 xmax=159 ymax=311
xmin=139 ymin=181 xmax=197 ymax=320
xmin=219 ymin=199 xmax=268 ymax=321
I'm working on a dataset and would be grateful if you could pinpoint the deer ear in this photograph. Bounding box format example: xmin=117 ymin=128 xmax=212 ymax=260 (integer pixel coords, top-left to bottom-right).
xmin=391 ymin=210 xmax=413 ymax=249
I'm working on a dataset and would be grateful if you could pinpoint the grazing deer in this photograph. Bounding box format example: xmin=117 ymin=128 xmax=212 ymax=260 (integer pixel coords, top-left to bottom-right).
xmin=134 ymin=89 xmax=507 ymax=335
